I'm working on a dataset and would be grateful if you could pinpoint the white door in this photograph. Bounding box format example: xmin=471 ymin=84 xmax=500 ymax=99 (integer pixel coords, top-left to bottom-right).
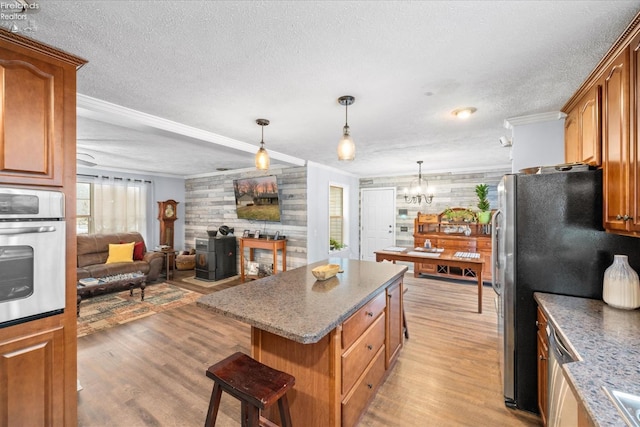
xmin=361 ymin=188 xmax=396 ymax=261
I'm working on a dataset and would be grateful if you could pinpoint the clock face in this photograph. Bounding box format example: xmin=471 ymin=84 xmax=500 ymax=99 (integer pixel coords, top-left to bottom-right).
xmin=165 ymin=204 xmax=175 ymax=218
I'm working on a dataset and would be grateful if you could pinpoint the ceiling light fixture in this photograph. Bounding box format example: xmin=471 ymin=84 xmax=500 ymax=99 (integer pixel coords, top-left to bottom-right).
xmin=404 ymin=161 xmax=434 ymax=204
xmin=337 ymin=95 xmax=355 ymax=161
xmin=255 ymin=118 xmax=270 ymax=170
xmin=452 ymin=107 xmax=477 ymax=120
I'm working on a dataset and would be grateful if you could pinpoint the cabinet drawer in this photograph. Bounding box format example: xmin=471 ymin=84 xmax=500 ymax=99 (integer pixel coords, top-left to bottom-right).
xmin=417 ymin=263 xmax=437 ymax=273
xmin=341 ymin=347 xmax=386 ymax=427
xmin=438 ymin=238 xmax=476 ymax=251
xmin=476 ymin=238 xmax=492 ymax=249
xmin=342 ymin=291 xmax=386 ymax=349
xmin=342 ymin=313 xmax=385 ymax=394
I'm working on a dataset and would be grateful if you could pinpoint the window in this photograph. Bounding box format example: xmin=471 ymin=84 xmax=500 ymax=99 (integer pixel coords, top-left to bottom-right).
xmin=76 ymin=177 xmax=150 ymax=239
xmin=329 ymin=185 xmax=345 ymax=250
xmin=77 ymin=182 xmax=92 ymax=234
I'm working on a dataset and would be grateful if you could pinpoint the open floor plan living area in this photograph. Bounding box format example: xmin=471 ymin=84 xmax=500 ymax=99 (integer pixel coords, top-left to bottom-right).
xmin=2 ymin=2 xmax=640 ymax=426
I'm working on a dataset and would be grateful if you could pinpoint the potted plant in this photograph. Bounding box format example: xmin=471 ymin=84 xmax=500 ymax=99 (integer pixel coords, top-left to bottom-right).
xmin=475 ymin=183 xmax=491 ymax=224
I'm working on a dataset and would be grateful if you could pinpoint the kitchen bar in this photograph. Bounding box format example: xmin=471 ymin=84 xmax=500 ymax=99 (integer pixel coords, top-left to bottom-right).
xmin=197 ymin=259 xmax=407 ymax=427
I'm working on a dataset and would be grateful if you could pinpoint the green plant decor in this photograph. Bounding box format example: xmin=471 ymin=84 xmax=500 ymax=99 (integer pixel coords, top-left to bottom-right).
xmin=475 ymin=184 xmax=490 ymax=211
xmin=475 ymin=183 xmax=491 ymax=224
xmin=330 ymin=238 xmax=345 ymax=251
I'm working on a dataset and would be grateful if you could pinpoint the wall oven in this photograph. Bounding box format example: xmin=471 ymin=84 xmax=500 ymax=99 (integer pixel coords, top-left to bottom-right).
xmin=0 ymin=187 xmax=66 ymax=327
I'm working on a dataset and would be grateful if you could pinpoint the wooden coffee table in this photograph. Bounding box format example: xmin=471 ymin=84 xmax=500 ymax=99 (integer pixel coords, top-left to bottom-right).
xmin=76 ymin=274 xmax=147 ymax=316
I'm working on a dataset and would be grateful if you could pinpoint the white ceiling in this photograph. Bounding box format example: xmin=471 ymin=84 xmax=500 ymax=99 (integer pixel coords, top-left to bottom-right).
xmin=9 ymin=1 xmax=640 ymax=178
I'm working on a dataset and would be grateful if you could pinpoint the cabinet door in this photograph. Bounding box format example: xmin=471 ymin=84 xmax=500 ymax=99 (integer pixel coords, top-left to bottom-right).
xmin=578 ymin=85 xmax=602 ymax=166
xmin=564 ymin=109 xmax=580 ymax=164
xmin=0 ymin=326 xmax=65 ymax=426
xmin=385 ymin=278 xmax=402 ymax=368
xmin=536 ymin=307 xmax=549 ymax=426
xmin=0 ymin=53 xmax=64 ymax=186
xmin=602 ymin=46 xmax=631 ymax=232
xmin=629 ymin=34 xmax=640 ymax=232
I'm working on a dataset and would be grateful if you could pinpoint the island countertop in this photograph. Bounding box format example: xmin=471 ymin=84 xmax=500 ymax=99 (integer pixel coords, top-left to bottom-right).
xmin=534 ymin=292 xmax=640 ymax=427
xmin=197 ymin=258 xmax=407 ymax=344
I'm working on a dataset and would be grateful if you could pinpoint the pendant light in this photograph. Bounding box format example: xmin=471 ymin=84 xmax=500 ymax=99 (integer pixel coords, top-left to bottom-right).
xmin=337 ymin=95 xmax=355 ymax=161
xmin=255 ymin=119 xmax=270 ymax=170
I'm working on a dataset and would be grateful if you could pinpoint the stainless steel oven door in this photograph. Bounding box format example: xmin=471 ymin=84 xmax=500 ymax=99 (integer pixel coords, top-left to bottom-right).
xmin=0 ymin=220 xmax=65 ymax=325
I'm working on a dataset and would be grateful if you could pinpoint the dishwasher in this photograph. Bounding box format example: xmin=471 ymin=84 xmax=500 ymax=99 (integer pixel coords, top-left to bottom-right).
xmin=547 ymin=322 xmax=578 ymax=427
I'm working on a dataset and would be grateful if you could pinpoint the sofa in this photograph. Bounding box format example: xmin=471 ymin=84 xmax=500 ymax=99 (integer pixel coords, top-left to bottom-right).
xmin=77 ymin=232 xmax=164 ymax=282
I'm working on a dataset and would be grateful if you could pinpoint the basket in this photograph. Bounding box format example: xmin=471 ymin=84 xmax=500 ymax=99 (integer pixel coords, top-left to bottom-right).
xmin=175 ymin=254 xmax=196 ymax=270
xmin=311 ymin=264 xmax=341 ymax=281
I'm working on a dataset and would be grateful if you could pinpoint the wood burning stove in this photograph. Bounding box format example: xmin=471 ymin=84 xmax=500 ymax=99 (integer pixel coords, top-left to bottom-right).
xmin=195 ymin=236 xmax=237 ymax=281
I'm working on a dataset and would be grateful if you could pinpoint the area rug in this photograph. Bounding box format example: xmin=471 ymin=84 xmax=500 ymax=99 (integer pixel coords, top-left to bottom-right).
xmin=76 ymin=283 xmax=201 ymax=337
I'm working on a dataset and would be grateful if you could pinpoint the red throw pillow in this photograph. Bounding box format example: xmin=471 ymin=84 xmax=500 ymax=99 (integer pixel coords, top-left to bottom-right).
xmin=133 ymin=241 xmax=144 ymax=260
xmin=120 ymin=240 xmax=145 ymax=261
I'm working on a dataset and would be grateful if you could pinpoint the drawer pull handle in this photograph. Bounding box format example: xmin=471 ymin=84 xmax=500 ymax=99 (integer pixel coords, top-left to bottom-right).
xmin=367 ymin=344 xmax=373 ymax=350
xmin=367 ymin=383 xmax=373 ymax=389
xmin=366 ymin=311 xmax=374 ymax=317
xmin=539 ymin=355 xmax=546 ymax=361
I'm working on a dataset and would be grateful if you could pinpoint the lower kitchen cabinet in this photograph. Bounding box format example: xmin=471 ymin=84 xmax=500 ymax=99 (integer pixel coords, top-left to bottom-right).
xmin=385 ymin=277 xmax=403 ymax=368
xmin=0 ymin=318 xmax=66 ymax=426
xmin=536 ymin=306 xmax=549 ymax=426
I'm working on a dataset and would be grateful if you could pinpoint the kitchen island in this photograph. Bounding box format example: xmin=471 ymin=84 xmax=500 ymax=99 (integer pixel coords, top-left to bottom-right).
xmin=197 ymin=258 xmax=407 ymax=427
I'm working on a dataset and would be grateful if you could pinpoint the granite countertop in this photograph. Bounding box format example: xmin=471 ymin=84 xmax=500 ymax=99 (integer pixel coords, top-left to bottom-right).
xmin=534 ymin=292 xmax=640 ymax=427
xmin=197 ymin=258 xmax=407 ymax=344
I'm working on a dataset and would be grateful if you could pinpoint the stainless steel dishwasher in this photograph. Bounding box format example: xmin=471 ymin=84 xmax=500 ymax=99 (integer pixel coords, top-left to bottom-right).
xmin=547 ymin=322 xmax=578 ymax=427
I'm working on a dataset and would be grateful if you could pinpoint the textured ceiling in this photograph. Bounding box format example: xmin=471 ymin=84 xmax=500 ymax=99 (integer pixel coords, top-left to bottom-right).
xmin=10 ymin=1 xmax=640 ymax=178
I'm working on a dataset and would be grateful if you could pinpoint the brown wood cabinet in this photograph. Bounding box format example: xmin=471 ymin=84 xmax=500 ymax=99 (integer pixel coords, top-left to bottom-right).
xmin=385 ymin=278 xmax=402 ymax=369
xmin=564 ymin=85 xmax=602 ymax=166
xmin=602 ymin=45 xmax=636 ymax=233
xmin=0 ymin=30 xmax=85 ymax=426
xmin=536 ymin=306 xmax=549 ymax=426
xmin=414 ymin=211 xmax=492 ymax=282
xmin=563 ymin=12 xmax=640 ymax=237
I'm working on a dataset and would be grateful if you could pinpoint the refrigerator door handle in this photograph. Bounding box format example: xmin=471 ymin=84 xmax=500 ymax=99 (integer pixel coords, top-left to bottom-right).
xmin=491 ymin=208 xmax=501 ymax=295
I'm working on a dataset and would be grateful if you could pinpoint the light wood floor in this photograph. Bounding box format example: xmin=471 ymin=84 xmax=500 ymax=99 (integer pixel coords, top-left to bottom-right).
xmin=77 ymin=272 xmax=542 ymax=427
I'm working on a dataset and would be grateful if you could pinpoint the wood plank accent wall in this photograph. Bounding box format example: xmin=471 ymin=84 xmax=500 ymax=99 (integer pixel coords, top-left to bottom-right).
xmin=359 ymin=169 xmax=510 ymax=248
xmin=184 ymin=166 xmax=308 ymax=270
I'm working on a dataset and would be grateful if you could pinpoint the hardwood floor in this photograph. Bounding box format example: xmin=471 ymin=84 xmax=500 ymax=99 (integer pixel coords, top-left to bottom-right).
xmin=77 ymin=272 xmax=542 ymax=427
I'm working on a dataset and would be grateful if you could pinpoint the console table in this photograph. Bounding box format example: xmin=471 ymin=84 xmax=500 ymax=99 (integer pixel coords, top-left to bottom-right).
xmin=239 ymin=237 xmax=286 ymax=281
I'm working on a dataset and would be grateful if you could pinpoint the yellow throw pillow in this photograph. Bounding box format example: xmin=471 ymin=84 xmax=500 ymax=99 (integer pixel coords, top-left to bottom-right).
xmin=105 ymin=242 xmax=135 ymax=264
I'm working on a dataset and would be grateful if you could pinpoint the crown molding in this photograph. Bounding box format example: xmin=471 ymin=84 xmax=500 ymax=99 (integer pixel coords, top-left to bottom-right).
xmin=76 ymin=94 xmax=306 ymax=167
xmin=503 ymin=111 xmax=567 ymax=129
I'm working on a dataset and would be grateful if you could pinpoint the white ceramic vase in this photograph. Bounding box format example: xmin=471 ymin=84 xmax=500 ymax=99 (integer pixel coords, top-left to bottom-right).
xmin=603 ymin=254 xmax=640 ymax=310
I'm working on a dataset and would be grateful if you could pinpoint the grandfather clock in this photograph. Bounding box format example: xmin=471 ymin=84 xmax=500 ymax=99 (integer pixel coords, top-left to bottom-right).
xmin=158 ymin=199 xmax=178 ymax=248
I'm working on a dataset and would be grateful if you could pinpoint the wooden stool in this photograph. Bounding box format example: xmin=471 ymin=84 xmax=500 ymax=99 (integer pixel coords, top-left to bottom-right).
xmin=205 ymin=352 xmax=295 ymax=427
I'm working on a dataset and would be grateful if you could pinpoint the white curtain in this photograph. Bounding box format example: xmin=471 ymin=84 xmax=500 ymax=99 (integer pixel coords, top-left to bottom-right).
xmin=92 ymin=177 xmax=150 ymax=242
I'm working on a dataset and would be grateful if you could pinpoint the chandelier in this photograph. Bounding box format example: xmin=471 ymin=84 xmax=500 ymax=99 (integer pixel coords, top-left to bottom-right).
xmin=404 ymin=161 xmax=434 ymax=204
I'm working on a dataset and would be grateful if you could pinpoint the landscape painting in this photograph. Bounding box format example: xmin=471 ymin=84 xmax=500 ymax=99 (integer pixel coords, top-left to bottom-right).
xmin=233 ymin=175 xmax=281 ymax=222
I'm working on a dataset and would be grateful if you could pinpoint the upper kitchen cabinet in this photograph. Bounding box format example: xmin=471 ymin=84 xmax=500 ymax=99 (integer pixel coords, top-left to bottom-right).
xmin=564 ymin=85 xmax=602 ymax=166
xmin=0 ymin=30 xmax=85 ymax=187
xmin=601 ymin=45 xmax=635 ymax=233
xmin=563 ymin=12 xmax=640 ymax=236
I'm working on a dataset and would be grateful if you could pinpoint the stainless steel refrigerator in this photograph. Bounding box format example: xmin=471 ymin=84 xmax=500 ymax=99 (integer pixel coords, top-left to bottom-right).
xmin=491 ymin=168 xmax=640 ymax=413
